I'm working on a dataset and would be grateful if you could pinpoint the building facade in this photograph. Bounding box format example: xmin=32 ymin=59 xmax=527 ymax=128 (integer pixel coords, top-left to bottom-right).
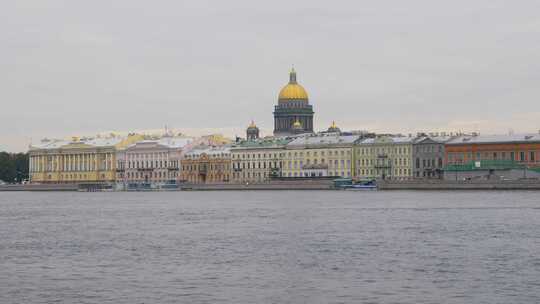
xmin=354 ymin=136 xmax=414 ymax=180
xmin=116 ymin=136 xmax=192 ymax=188
xmin=445 ymin=133 xmax=540 ymax=168
xmin=28 ymin=134 xmax=143 ymax=184
xmin=412 ymin=136 xmax=450 ymax=179
xmin=180 ymin=146 xmax=231 ymax=184
xmin=273 ymin=68 xmax=314 ymax=136
xmin=282 ymin=133 xmax=359 ymax=178
xmin=230 ymin=138 xmax=289 ymax=183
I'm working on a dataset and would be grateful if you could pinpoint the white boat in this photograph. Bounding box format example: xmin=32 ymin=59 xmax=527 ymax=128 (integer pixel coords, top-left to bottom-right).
xmin=344 ymin=184 xmax=378 ymax=190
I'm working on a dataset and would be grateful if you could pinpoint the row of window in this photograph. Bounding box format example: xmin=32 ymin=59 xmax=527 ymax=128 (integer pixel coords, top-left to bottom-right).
xmin=288 ymin=150 xmax=350 ymax=158
xmin=184 ymin=174 xmax=230 ymax=182
xmin=42 ymin=173 xmax=107 ymax=180
xmin=415 ymin=145 xmax=443 ymax=153
xmin=357 ymin=158 xmax=410 ymax=167
xmin=286 ymin=159 xmax=351 ymax=169
xmin=233 ymin=171 xmax=270 ymax=180
xmin=448 ymin=151 xmax=537 ymax=162
xmin=284 ymin=171 xmax=351 ymax=177
xmin=121 ymin=160 xmax=178 ymax=169
xmin=233 ymin=152 xmax=282 ymax=159
xmin=415 ymin=158 xmax=443 ymax=169
xmin=126 ymin=152 xmax=169 ymax=160
xmin=123 ymin=171 xmax=177 ymax=179
xmin=182 ymin=163 xmax=231 ymax=171
xmin=185 ymin=153 xmax=230 ymax=159
xmin=32 ymin=160 xmax=111 ymax=172
xmin=356 ymin=147 xmax=411 ymax=155
xmin=233 ymin=162 xmax=280 ymax=170
xmin=357 ymin=168 xmax=412 ymax=176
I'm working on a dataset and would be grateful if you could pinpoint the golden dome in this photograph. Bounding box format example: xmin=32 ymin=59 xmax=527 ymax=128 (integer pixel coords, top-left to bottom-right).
xmin=327 ymin=121 xmax=341 ymax=133
xmin=292 ymin=119 xmax=302 ymax=128
xmin=278 ymin=68 xmax=309 ymax=100
xmin=248 ymin=120 xmax=257 ymax=129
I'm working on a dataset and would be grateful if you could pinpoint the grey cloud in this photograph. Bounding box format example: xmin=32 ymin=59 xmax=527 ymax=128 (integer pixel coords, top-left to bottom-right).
xmin=1 ymin=0 xmax=539 ymax=151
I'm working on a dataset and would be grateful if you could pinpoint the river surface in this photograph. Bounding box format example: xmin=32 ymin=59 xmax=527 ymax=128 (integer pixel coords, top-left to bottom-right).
xmin=1 ymin=191 xmax=540 ymax=304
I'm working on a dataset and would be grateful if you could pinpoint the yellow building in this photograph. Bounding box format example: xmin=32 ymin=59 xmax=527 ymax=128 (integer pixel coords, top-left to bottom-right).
xmin=180 ymin=146 xmax=232 ymax=184
xmin=282 ymin=133 xmax=360 ymax=178
xmin=354 ymin=136 xmax=414 ymax=180
xmin=28 ymin=134 xmax=143 ymax=184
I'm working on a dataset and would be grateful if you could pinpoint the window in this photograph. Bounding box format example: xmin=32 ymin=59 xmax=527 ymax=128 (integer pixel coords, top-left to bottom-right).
xmin=520 ymin=152 xmax=525 ymax=162
xmin=530 ymin=151 xmax=535 ymax=162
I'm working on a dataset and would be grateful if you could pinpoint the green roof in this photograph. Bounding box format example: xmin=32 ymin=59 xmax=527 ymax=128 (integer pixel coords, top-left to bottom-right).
xmin=444 ymin=160 xmax=526 ymax=171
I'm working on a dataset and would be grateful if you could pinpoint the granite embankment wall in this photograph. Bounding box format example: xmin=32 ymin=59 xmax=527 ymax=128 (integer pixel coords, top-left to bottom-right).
xmin=3 ymin=180 xmax=540 ymax=191
xmin=378 ymin=180 xmax=540 ymax=190
xmin=0 ymin=184 xmax=79 ymax=191
xmin=182 ymin=180 xmax=334 ymax=191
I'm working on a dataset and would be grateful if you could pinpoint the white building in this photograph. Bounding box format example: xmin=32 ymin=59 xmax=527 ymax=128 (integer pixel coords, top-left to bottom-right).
xmin=230 ymin=138 xmax=290 ymax=183
xmin=116 ymin=136 xmax=192 ymax=189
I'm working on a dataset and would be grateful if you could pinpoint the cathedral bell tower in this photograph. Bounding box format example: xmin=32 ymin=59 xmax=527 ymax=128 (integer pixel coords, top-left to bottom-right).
xmin=246 ymin=120 xmax=260 ymax=140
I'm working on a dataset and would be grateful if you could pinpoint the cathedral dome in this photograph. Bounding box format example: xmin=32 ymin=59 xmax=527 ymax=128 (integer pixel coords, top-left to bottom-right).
xmin=327 ymin=121 xmax=341 ymax=133
xmin=247 ymin=120 xmax=258 ymax=130
xmin=278 ymin=68 xmax=309 ymax=101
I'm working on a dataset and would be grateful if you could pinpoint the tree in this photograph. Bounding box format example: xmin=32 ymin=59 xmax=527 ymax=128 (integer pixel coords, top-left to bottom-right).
xmin=0 ymin=152 xmax=28 ymax=183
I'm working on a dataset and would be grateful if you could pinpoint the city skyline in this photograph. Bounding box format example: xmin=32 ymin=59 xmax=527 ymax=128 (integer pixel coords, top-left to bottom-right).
xmin=2 ymin=0 xmax=540 ymax=152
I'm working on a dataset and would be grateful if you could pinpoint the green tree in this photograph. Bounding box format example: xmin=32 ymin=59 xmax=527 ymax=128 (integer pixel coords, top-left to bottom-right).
xmin=0 ymin=152 xmax=28 ymax=183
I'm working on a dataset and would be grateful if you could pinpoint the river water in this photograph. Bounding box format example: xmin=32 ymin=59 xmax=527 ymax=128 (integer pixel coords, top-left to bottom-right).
xmin=1 ymin=191 xmax=540 ymax=304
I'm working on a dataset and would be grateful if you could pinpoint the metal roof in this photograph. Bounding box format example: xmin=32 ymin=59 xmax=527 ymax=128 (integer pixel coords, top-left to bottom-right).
xmin=125 ymin=137 xmax=193 ymax=150
xmin=413 ymin=136 xmax=455 ymax=144
xmin=447 ymin=134 xmax=540 ymax=145
xmin=358 ymin=136 xmax=414 ymax=145
xmin=231 ymin=138 xmax=291 ymax=150
xmin=30 ymin=136 xmax=125 ymax=150
xmin=286 ymin=134 xmax=360 ymax=148
xmin=184 ymin=145 xmax=231 ymax=157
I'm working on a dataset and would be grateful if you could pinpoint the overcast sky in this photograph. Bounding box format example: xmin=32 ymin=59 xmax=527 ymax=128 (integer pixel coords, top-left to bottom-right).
xmin=1 ymin=0 xmax=539 ymax=152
